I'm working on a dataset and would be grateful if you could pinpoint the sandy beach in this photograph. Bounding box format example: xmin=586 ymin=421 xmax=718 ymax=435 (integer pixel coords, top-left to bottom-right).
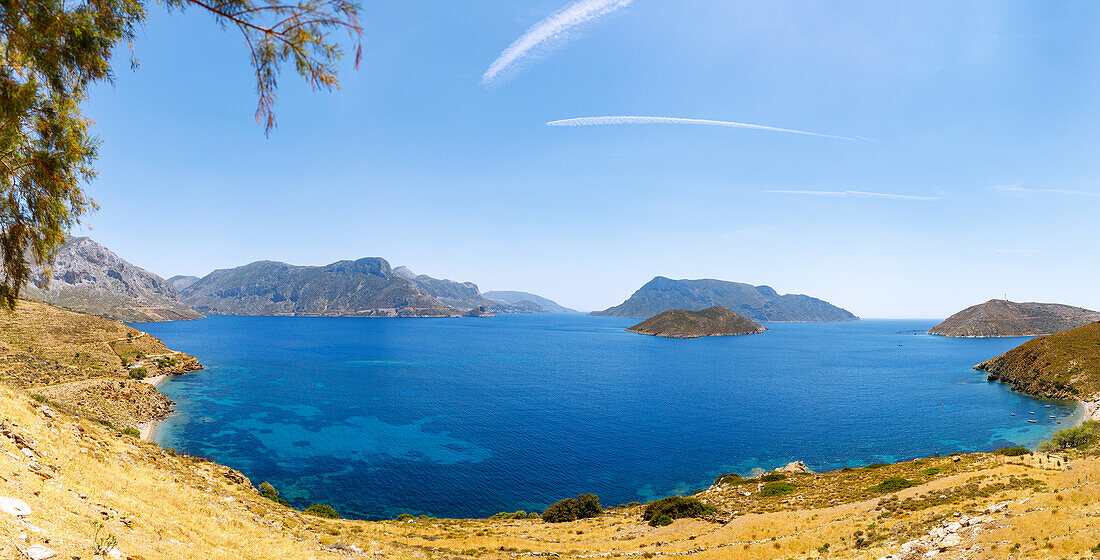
xmin=137 ymin=374 xmax=171 ymax=440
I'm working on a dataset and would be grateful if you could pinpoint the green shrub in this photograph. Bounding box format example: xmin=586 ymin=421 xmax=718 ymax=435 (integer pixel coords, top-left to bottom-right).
xmin=491 ymin=511 xmax=528 ymax=520
xmin=868 ymin=477 xmax=917 ymax=493
xmin=994 ymin=446 xmax=1033 ymax=457
xmin=121 ymin=427 xmax=140 ymax=438
xmin=866 ymin=462 xmax=889 ymax=469
xmin=258 ymin=481 xmax=289 ymax=506
xmin=921 ymin=467 xmax=945 ymax=476
xmin=304 ymin=504 xmax=339 ymax=519
xmin=1037 ymin=421 xmax=1098 ymax=452
xmin=760 ymin=473 xmax=787 ymax=482
xmin=30 ymin=393 xmax=47 ymax=403
xmin=713 ymin=473 xmax=754 ymax=486
xmin=641 ymin=497 xmax=716 ymax=526
xmin=541 ymin=494 xmax=602 ymax=523
xmin=528 ymin=512 xmax=540 ymax=519
xmin=128 ymin=367 xmax=147 ymax=380
xmin=397 ymin=513 xmax=413 ymax=521
xmin=760 ymin=482 xmax=797 ymax=496
xmin=156 ymin=356 xmax=176 ymax=368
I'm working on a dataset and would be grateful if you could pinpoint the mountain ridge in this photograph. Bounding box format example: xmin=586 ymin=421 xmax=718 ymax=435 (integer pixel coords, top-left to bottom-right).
xmin=592 ymin=276 xmax=858 ymax=321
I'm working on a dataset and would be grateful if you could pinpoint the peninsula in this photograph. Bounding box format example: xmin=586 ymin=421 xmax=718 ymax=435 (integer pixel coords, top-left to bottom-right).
xmin=626 ymin=306 xmax=766 ymax=338
xmin=929 ymin=299 xmax=1100 ymax=337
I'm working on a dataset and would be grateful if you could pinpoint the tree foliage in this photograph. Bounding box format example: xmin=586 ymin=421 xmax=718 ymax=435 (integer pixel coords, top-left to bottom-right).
xmin=641 ymin=496 xmax=715 ymax=527
xmin=541 ymin=494 xmax=602 ymax=523
xmin=1038 ymin=420 xmax=1099 ymax=453
xmin=0 ymin=0 xmax=361 ymax=308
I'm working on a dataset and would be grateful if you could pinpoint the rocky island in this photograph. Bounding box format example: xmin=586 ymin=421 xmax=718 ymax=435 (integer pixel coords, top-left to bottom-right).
xmin=626 ymin=306 xmax=766 ymax=338
xmin=929 ymin=299 xmax=1100 ymax=337
xmin=594 ymin=276 xmax=857 ymax=321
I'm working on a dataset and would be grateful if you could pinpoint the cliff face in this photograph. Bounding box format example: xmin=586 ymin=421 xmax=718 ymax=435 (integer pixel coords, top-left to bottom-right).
xmin=593 ymin=277 xmax=857 ymax=321
xmin=930 ymin=299 xmax=1100 ymax=337
xmin=626 ymin=306 xmax=766 ymax=338
xmin=22 ymin=237 xmax=201 ymax=322
xmin=178 ymin=258 xmax=460 ymax=317
xmin=974 ymin=321 xmax=1100 ymax=399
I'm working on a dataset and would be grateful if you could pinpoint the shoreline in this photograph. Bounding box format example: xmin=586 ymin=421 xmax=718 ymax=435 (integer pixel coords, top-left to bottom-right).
xmin=138 ymin=374 xmax=170 ymax=441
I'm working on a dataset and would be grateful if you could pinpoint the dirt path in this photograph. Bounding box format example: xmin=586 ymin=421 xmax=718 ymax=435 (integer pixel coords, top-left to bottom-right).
xmin=34 ymin=331 xmax=148 ymax=350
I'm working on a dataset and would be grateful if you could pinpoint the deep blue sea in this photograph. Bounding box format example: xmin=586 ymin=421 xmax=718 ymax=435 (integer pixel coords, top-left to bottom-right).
xmin=134 ymin=315 xmax=1079 ymax=520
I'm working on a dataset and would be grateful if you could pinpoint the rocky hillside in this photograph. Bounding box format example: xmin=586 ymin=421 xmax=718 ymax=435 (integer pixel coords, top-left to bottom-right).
xmin=974 ymin=321 xmax=1100 ymax=399
xmin=627 ymin=306 xmax=766 ymax=338
xmin=178 ymin=258 xmax=460 ymax=317
xmin=929 ymin=299 xmax=1100 ymax=337
xmin=483 ymin=290 xmax=576 ymax=313
xmin=593 ymin=277 xmax=858 ymax=321
xmin=392 ymin=267 xmax=506 ymax=311
xmin=168 ymin=275 xmax=201 ymax=291
xmin=21 ymin=237 xmax=201 ymax=322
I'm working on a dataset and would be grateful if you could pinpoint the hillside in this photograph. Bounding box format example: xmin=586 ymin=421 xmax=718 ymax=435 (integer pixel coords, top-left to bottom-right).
xmin=22 ymin=237 xmax=201 ymax=322
xmin=627 ymin=306 xmax=766 ymax=338
xmin=168 ymin=275 xmax=201 ymax=291
xmin=178 ymin=258 xmax=459 ymax=317
xmin=483 ymin=290 xmax=576 ymax=313
xmin=974 ymin=321 xmax=1100 ymax=401
xmin=929 ymin=299 xmax=1100 ymax=337
xmin=0 ymin=300 xmax=200 ymax=428
xmin=593 ymin=277 xmax=858 ymax=321
xmin=393 ymin=267 xmax=506 ymax=311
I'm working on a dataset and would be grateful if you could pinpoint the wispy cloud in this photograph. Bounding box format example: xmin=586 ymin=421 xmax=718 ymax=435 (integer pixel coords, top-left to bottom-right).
xmin=990 ymin=184 xmax=1100 ymax=198
xmin=765 ymin=189 xmax=940 ymax=201
xmin=546 ymin=116 xmax=861 ymax=141
xmin=482 ymin=0 xmax=633 ymax=85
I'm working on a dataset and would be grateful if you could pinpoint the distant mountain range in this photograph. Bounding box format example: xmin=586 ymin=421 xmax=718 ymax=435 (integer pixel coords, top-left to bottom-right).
xmin=24 ymin=237 xmax=574 ymax=319
xmin=483 ymin=290 xmax=576 ymax=313
xmin=22 ymin=237 xmax=201 ymax=322
xmin=626 ymin=306 xmax=766 ymax=338
xmin=592 ymin=277 xmax=858 ymax=322
xmin=928 ymin=299 xmax=1100 ymax=337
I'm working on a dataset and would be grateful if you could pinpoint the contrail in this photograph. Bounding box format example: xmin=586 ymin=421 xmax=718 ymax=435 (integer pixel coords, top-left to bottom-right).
xmin=482 ymin=0 xmax=634 ymax=85
xmin=766 ymin=190 xmax=940 ymax=201
xmin=546 ymin=116 xmax=860 ymax=141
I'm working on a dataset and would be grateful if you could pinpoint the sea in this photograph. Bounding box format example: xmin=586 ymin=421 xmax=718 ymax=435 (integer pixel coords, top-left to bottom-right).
xmin=133 ymin=314 xmax=1079 ymax=520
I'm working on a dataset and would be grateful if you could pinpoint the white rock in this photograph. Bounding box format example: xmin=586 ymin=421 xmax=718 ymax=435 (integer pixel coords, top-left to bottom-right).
xmin=929 ymin=527 xmax=946 ymax=539
xmin=940 ymin=534 xmax=962 ymax=547
xmin=967 ymin=516 xmax=983 ymax=525
xmin=106 ymin=547 xmax=122 ymax=559
xmin=924 ymin=550 xmax=939 ymax=557
xmin=36 ymin=406 xmax=56 ymax=419
xmin=0 ymin=496 xmax=32 ymax=516
xmin=945 ymin=522 xmax=962 ymax=533
xmin=21 ymin=448 xmax=34 ymax=458
xmin=24 ymin=544 xmax=56 ymax=560
xmin=20 ymin=521 xmax=44 ymax=533
xmin=349 ymin=545 xmax=363 ymax=553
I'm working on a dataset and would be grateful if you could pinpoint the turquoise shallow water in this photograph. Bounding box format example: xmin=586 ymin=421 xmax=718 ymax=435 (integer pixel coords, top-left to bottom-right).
xmin=135 ymin=315 xmax=1079 ymax=520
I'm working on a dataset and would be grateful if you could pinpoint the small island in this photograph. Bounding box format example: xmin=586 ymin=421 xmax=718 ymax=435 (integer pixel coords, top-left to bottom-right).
xmin=626 ymin=306 xmax=766 ymax=338
xmin=929 ymin=299 xmax=1100 ymax=337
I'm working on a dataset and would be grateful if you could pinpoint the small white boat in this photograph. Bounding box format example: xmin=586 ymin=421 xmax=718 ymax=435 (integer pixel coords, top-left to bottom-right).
xmin=1028 ymin=420 xmax=1038 ymax=423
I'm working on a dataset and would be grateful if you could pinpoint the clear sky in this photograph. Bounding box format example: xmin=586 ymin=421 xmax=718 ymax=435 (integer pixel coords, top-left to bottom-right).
xmin=78 ymin=0 xmax=1100 ymax=317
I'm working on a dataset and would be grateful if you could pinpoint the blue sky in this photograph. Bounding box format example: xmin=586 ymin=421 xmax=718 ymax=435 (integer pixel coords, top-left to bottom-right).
xmin=79 ymin=0 xmax=1100 ymax=317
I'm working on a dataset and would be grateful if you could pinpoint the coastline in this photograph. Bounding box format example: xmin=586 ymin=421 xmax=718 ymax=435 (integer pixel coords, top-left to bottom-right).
xmin=138 ymin=374 xmax=170 ymax=441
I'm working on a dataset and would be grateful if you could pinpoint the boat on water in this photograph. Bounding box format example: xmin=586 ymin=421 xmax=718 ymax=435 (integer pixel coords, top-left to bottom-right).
xmin=1029 ymin=420 xmax=1038 ymax=423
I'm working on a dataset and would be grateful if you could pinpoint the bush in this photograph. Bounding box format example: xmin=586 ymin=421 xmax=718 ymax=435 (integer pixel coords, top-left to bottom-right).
xmin=121 ymin=427 xmax=141 ymax=438
xmin=396 ymin=513 xmax=413 ymax=521
xmin=1037 ymin=421 xmax=1098 ymax=452
xmin=491 ymin=511 xmax=528 ymax=520
xmin=921 ymin=467 xmax=945 ymax=476
xmin=541 ymin=494 xmax=602 ymax=523
xmin=30 ymin=394 xmax=47 ymax=403
xmin=258 ymin=481 xmax=289 ymax=506
xmin=641 ymin=497 xmax=716 ymax=527
xmin=760 ymin=473 xmax=787 ymax=482
xmin=759 ymin=481 xmax=797 ymax=496
xmin=156 ymin=356 xmax=176 ymax=368
xmin=304 ymin=504 xmax=339 ymax=519
xmin=128 ymin=367 xmax=147 ymax=380
xmin=713 ymin=473 xmax=754 ymax=486
xmin=866 ymin=462 xmax=889 ymax=469
xmin=994 ymin=446 xmax=1033 ymax=457
xmin=868 ymin=477 xmax=917 ymax=493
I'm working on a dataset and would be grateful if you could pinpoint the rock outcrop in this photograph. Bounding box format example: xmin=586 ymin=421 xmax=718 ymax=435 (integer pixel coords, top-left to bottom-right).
xmin=22 ymin=237 xmax=200 ymax=322
xmin=929 ymin=299 xmax=1100 ymax=337
xmin=626 ymin=306 xmax=766 ymax=338
xmin=593 ymin=277 xmax=857 ymax=321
